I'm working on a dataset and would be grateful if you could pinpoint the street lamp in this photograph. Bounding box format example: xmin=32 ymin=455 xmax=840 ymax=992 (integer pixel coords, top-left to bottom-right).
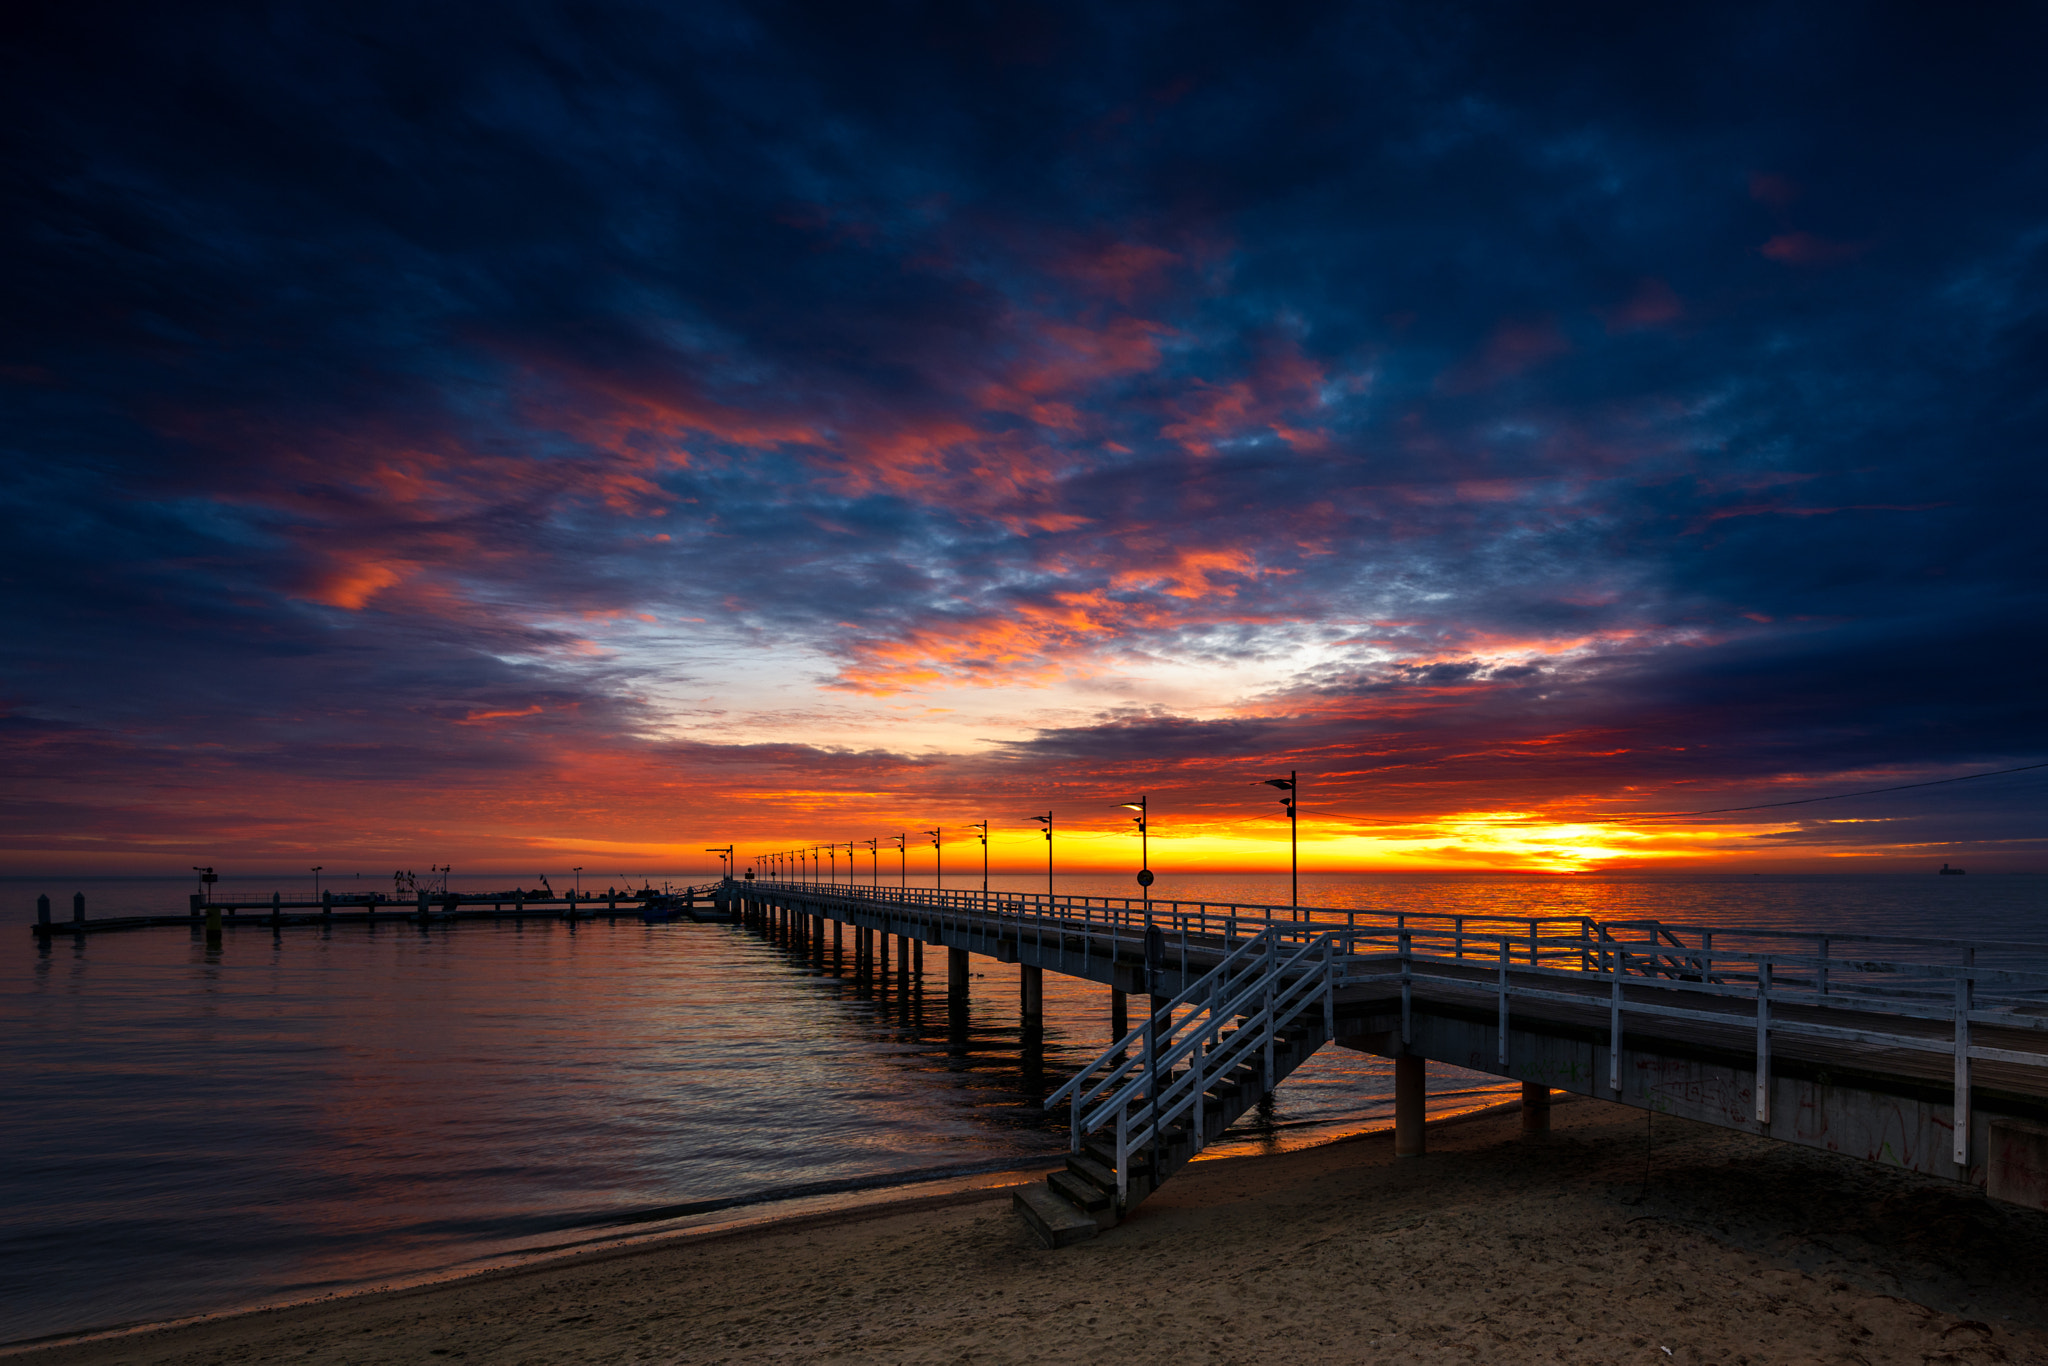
xmin=1027 ymin=812 xmax=1052 ymax=902
xmin=970 ymin=820 xmax=989 ymax=894
xmin=893 ymin=832 xmax=907 ymax=892
xmin=1117 ymin=796 xmax=1152 ymax=922
xmin=829 ymin=843 xmax=839 ymax=885
xmin=572 ymin=866 xmax=583 ymax=897
xmin=864 ymin=837 xmax=879 ymax=889
xmin=705 ymin=846 xmax=732 ymax=879
xmin=1259 ymin=771 xmax=1299 ymax=916
xmin=924 ymin=827 xmax=942 ymax=892
xmin=311 ymin=866 xmax=323 ymax=900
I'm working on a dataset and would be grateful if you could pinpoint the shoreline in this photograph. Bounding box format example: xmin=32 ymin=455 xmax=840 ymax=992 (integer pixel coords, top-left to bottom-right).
xmin=5 ymin=1097 xmax=1529 ymax=1358
xmin=21 ymin=1097 xmax=2048 ymax=1363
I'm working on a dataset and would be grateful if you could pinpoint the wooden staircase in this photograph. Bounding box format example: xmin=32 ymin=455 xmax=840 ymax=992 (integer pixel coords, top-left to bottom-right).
xmin=1014 ymin=927 xmax=1344 ymax=1248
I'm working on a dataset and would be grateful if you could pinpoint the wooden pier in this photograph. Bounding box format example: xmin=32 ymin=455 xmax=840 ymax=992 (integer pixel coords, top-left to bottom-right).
xmin=723 ymin=878 xmax=2048 ymax=1246
xmin=31 ymin=875 xmax=2048 ymax=1249
xmin=29 ymin=886 xmax=727 ymax=934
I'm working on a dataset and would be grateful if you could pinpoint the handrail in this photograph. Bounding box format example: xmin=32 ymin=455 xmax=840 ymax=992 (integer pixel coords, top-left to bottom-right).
xmin=1044 ymin=926 xmax=1285 ymax=1111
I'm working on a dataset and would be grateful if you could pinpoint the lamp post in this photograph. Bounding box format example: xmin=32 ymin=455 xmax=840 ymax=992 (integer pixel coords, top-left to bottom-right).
xmin=970 ymin=821 xmax=989 ymax=894
xmin=829 ymin=844 xmax=838 ymax=885
xmin=924 ymin=827 xmax=942 ymax=892
xmin=311 ymin=866 xmax=323 ymax=900
xmin=572 ymin=866 xmax=583 ymax=897
xmin=1117 ymin=796 xmax=1152 ymax=923
xmin=705 ymin=846 xmax=732 ymax=880
xmin=1027 ymin=812 xmax=1052 ymax=902
xmin=894 ymin=832 xmax=907 ymax=891
xmin=1259 ymin=771 xmax=1299 ymax=916
xmin=865 ymin=837 xmax=878 ymax=889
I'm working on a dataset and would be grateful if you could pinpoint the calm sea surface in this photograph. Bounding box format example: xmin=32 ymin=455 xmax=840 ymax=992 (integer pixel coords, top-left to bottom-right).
xmin=3 ymin=871 xmax=2044 ymax=1345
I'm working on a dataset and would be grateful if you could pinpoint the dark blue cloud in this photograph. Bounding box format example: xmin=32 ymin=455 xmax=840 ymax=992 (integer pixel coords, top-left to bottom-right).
xmin=3 ymin=0 xmax=2045 ymax=864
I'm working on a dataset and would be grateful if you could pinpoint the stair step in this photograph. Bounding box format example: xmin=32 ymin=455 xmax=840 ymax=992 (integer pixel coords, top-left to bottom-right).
xmin=1049 ymin=1168 xmax=1111 ymax=1212
xmin=1012 ymin=1183 xmax=1099 ymax=1249
xmin=1066 ymin=1151 xmax=1117 ymax=1190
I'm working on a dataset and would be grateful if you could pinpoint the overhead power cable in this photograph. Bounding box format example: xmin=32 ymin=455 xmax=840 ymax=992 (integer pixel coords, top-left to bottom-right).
xmin=1311 ymin=758 xmax=2048 ymax=827
xmin=1621 ymin=759 xmax=2048 ymax=819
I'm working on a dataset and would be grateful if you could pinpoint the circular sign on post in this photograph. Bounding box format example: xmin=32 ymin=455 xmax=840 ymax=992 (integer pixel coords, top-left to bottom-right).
xmin=1136 ymin=869 xmax=1154 ymax=887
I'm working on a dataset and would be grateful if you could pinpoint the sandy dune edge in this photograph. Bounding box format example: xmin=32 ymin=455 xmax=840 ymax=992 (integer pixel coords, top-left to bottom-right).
xmin=21 ymin=1100 xmax=2048 ymax=1365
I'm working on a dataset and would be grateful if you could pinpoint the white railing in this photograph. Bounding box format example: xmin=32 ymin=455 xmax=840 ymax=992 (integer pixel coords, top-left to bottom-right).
xmin=751 ymin=879 xmax=2048 ymax=1170
xmin=1037 ymin=926 xmax=1346 ymax=1206
xmin=1340 ymin=932 xmax=2048 ymax=1167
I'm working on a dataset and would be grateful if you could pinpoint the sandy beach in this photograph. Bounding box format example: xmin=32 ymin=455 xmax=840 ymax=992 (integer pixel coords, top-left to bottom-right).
xmin=23 ymin=1099 xmax=2048 ymax=1365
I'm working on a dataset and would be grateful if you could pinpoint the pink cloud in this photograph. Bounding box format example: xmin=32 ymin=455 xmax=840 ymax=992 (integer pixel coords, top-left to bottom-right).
xmin=1760 ymin=231 xmax=1865 ymax=266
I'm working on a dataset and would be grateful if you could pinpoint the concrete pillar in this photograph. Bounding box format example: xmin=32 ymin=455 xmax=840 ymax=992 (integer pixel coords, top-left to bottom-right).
xmin=1521 ymin=1081 xmax=1552 ymax=1137
xmin=1110 ymin=988 xmax=1128 ymax=1039
xmin=948 ymin=946 xmax=969 ymax=1000
xmin=73 ymin=892 xmax=85 ymax=926
xmin=1020 ymin=965 xmax=1043 ymax=1020
xmin=1395 ymin=1054 xmax=1426 ymax=1159
xmin=40 ymin=894 xmax=52 ymax=928
xmin=897 ymin=932 xmax=910 ymax=984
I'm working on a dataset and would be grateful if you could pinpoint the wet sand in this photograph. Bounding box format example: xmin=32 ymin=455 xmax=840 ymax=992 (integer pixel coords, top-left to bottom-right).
xmin=23 ymin=1098 xmax=2048 ymax=1365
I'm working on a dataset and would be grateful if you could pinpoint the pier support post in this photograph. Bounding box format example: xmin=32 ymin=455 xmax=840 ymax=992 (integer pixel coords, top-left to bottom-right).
xmin=833 ymin=919 xmax=842 ymax=968
xmin=1395 ymin=1054 xmax=1426 ymax=1159
xmin=272 ymin=891 xmax=283 ymax=927
xmin=206 ymin=901 xmax=222 ymax=945
xmin=1110 ymin=988 xmax=1128 ymax=1039
xmin=897 ymin=932 xmax=910 ymax=984
xmin=948 ymin=946 xmax=969 ymax=1001
xmin=417 ymin=889 xmax=430 ymax=926
xmin=73 ymin=892 xmax=85 ymax=927
xmin=1520 ymin=1082 xmax=1552 ymax=1137
xmin=187 ymin=893 xmax=200 ymax=926
xmin=39 ymin=894 xmax=52 ymax=929
xmin=322 ymin=889 xmax=333 ymax=922
xmin=1020 ymin=965 xmax=1043 ymax=1021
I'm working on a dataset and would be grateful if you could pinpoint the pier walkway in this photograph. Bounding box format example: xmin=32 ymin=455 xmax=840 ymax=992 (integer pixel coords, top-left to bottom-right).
xmin=730 ymin=877 xmax=2048 ymax=1246
xmin=32 ymin=876 xmax=2048 ymax=1248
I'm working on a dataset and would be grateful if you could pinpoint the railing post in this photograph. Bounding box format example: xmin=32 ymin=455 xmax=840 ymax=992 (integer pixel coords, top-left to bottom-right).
xmin=1324 ymin=936 xmax=1335 ymax=1039
xmin=1497 ymin=938 xmax=1510 ymax=1068
xmin=1116 ymin=1107 xmax=1130 ymax=1209
xmin=1399 ymin=930 xmax=1412 ymax=1046
xmin=271 ymin=891 xmax=282 ymax=927
xmin=1817 ymin=935 xmax=1830 ymax=995
xmin=1263 ymin=929 xmax=1277 ymax=1085
xmin=1755 ymin=959 xmax=1772 ymax=1125
xmin=1954 ymin=965 xmax=1973 ymax=1168
xmin=1608 ymin=955 xmax=1623 ymax=1096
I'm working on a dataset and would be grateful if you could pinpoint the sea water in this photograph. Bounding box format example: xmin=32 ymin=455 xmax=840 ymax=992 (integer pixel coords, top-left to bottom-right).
xmin=2 ymin=871 xmax=2041 ymax=1345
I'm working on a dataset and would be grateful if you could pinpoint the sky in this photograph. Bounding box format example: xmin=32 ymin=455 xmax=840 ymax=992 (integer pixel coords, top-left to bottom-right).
xmin=4 ymin=2 xmax=2046 ymax=878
